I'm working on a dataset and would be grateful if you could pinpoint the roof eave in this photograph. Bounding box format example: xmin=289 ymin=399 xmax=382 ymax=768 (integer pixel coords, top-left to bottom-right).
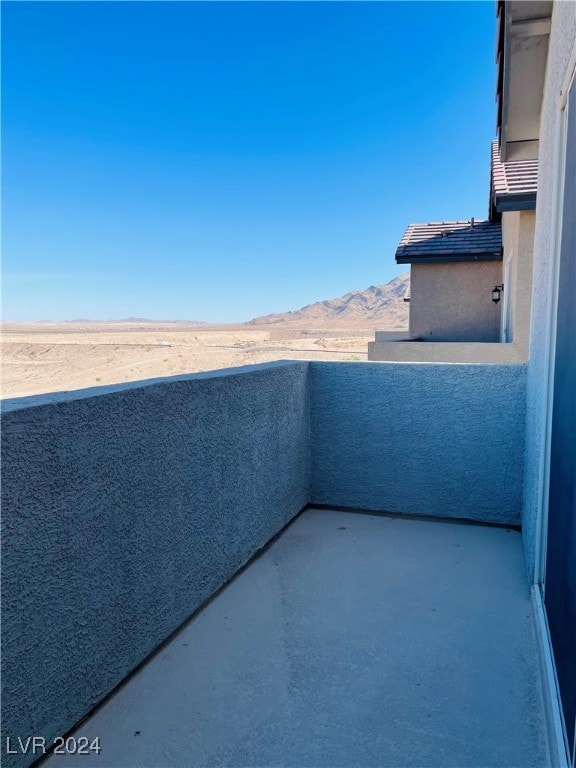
xmin=495 ymin=193 xmax=537 ymax=212
xmin=497 ymin=1 xmax=552 ymax=162
xmin=396 ymin=253 xmax=503 ymax=265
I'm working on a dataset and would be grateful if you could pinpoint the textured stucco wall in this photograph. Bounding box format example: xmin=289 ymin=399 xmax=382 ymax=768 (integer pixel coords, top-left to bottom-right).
xmin=409 ymin=261 xmax=503 ymax=342
xmin=523 ymin=2 xmax=576 ymax=582
xmin=502 ymin=211 xmax=521 ymax=342
xmin=3 ymin=356 xmax=531 ymax=767
xmin=1 ymin=362 xmax=310 ymax=767
xmin=502 ymin=210 xmax=535 ymax=349
xmin=310 ymin=362 xmax=527 ymax=524
xmin=368 ymin=339 xmax=527 ymax=363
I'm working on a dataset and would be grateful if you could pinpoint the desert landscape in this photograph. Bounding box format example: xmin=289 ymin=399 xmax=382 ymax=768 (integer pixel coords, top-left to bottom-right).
xmin=1 ymin=324 xmax=379 ymax=398
xmin=2 ymin=275 xmax=409 ymax=398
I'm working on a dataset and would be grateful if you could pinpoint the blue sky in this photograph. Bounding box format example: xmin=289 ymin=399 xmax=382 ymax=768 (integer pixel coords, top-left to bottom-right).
xmin=2 ymin=1 xmax=497 ymax=322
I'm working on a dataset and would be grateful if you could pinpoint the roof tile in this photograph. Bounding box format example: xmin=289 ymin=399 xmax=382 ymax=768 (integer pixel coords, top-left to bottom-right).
xmin=395 ymin=220 xmax=503 ymax=263
xmin=491 ymin=141 xmax=538 ymax=212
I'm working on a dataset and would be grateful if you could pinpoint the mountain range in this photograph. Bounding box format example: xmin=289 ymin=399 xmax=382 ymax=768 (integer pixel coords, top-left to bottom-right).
xmin=11 ymin=274 xmax=410 ymax=328
xmin=63 ymin=317 xmax=208 ymax=325
xmin=245 ymin=273 xmax=410 ymax=328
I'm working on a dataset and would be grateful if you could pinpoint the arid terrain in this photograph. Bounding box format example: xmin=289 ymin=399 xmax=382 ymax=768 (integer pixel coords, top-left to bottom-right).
xmin=2 ymin=275 xmax=409 ymax=398
xmin=1 ymin=325 xmax=379 ymax=398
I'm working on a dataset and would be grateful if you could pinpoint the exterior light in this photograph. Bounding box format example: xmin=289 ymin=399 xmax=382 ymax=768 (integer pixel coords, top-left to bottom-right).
xmin=492 ymin=284 xmax=504 ymax=304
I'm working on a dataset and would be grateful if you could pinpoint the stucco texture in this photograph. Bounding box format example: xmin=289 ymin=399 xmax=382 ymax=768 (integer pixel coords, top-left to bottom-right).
xmin=368 ymin=339 xmax=527 ymax=363
xmin=409 ymin=261 xmax=503 ymax=342
xmin=1 ymin=362 xmax=310 ymax=767
xmin=3 ymin=358 xmax=531 ymax=767
xmin=523 ymin=1 xmax=576 ymax=582
xmin=310 ymin=362 xmax=527 ymax=524
xmin=502 ymin=210 xmax=535 ymax=349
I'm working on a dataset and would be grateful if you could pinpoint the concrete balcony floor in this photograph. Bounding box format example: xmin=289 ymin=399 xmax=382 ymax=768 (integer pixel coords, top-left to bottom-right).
xmin=45 ymin=509 xmax=549 ymax=768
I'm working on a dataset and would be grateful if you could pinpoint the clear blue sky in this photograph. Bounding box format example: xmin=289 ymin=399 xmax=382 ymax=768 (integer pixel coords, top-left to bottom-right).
xmin=2 ymin=1 xmax=497 ymax=322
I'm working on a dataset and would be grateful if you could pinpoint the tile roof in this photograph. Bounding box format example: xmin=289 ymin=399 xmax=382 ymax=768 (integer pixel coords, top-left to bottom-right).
xmin=395 ymin=220 xmax=503 ymax=264
xmin=491 ymin=141 xmax=538 ymax=214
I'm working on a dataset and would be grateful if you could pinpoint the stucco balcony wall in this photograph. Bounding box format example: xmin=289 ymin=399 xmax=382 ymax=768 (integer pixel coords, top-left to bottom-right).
xmin=1 ymin=362 xmax=311 ymax=768
xmin=368 ymin=339 xmax=528 ymax=363
xmin=310 ymin=362 xmax=526 ymax=524
xmin=2 ymin=359 xmax=528 ymax=767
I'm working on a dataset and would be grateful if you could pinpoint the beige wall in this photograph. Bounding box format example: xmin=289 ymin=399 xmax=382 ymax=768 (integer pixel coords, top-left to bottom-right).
xmin=502 ymin=210 xmax=535 ymax=349
xmin=408 ymin=261 xmax=503 ymax=342
xmin=367 ymin=340 xmax=527 ymax=363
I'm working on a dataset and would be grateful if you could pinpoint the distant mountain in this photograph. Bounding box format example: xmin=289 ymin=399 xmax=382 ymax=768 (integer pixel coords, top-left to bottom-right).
xmin=114 ymin=317 xmax=208 ymax=325
xmin=245 ymin=273 xmax=410 ymax=328
xmin=63 ymin=318 xmax=208 ymax=325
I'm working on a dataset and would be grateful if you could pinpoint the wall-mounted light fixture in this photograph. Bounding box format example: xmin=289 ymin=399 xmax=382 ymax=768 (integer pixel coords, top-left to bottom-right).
xmin=491 ymin=284 xmax=504 ymax=304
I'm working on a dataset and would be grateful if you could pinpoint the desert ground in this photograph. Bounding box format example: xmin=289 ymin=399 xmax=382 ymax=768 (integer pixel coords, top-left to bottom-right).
xmin=1 ymin=323 xmax=376 ymax=398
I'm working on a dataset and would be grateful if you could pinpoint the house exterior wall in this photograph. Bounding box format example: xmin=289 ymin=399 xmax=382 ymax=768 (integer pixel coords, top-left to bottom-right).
xmin=367 ymin=339 xmax=526 ymax=363
xmin=502 ymin=210 xmax=535 ymax=348
xmin=522 ymin=0 xmax=576 ymax=583
xmin=408 ymin=261 xmax=503 ymax=342
xmin=1 ymin=362 xmax=311 ymax=768
xmin=310 ymin=361 xmax=527 ymax=524
xmin=368 ymin=216 xmax=534 ymax=363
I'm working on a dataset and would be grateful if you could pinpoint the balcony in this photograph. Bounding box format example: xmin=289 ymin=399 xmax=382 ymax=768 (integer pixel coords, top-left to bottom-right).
xmin=42 ymin=507 xmax=549 ymax=768
xmin=2 ymin=360 xmax=550 ymax=767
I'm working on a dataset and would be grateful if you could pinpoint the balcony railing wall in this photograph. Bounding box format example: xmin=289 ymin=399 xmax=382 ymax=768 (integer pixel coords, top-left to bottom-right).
xmin=2 ymin=359 xmax=527 ymax=767
xmin=2 ymin=362 xmax=310 ymax=768
xmin=311 ymin=362 xmax=526 ymax=524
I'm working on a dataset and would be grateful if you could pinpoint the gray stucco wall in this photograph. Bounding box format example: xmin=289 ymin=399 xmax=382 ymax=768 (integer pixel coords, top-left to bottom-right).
xmin=409 ymin=261 xmax=503 ymax=342
xmin=3 ymin=357 xmax=531 ymax=767
xmin=1 ymin=362 xmax=310 ymax=767
xmin=522 ymin=1 xmax=576 ymax=582
xmin=310 ymin=362 xmax=527 ymax=524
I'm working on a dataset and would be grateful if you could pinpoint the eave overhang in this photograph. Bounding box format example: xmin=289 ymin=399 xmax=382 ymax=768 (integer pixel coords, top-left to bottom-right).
xmin=496 ymin=0 xmax=552 ymax=162
xmin=395 ymin=221 xmax=503 ymax=265
xmin=489 ymin=140 xmax=538 ymax=219
xmin=396 ymin=254 xmax=503 ymax=265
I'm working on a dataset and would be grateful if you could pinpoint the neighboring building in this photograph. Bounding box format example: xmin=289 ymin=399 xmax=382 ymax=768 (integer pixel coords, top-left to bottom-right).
xmin=395 ymin=218 xmax=503 ymax=342
xmin=490 ymin=140 xmax=538 ymax=348
xmin=369 ymin=141 xmax=538 ymax=360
